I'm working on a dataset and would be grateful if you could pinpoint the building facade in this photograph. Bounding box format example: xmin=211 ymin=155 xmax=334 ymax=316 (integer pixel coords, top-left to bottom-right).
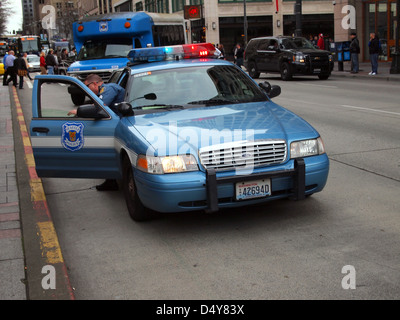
xmin=24 ymin=0 xmax=398 ymax=62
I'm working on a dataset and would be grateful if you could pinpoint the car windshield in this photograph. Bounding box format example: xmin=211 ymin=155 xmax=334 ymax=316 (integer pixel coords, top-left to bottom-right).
xmin=77 ymin=38 xmax=132 ymax=60
xmin=127 ymin=65 xmax=267 ymax=110
xmin=27 ymin=55 xmax=39 ymax=63
xmin=281 ymin=37 xmax=316 ymax=50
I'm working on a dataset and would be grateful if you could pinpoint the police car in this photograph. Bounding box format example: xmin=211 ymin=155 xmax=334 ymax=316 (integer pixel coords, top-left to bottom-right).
xmin=29 ymin=43 xmax=329 ymax=221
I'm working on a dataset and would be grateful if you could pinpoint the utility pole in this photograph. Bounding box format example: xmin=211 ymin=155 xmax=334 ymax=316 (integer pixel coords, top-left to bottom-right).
xmin=244 ymin=0 xmax=248 ymax=46
xmin=390 ymin=0 xmax=400 ymax=73
xmin=294 ymin=0 xmax=302 ymax=37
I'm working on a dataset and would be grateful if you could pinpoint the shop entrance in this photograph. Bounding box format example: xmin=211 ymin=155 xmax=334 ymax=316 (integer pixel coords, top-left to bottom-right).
xmin=364 ymin=0 xmax=398 ymax=61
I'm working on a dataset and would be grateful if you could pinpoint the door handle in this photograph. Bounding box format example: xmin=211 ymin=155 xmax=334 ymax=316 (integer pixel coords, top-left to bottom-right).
xmin=32 ymin=127 xmax=50 ymax=133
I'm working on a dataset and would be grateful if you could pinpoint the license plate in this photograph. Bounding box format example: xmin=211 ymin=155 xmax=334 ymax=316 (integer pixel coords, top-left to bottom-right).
xmin=313 ymin=68 xmax=321 ymax=73
xmin=235 ymin=179 xmax=271 ymax=201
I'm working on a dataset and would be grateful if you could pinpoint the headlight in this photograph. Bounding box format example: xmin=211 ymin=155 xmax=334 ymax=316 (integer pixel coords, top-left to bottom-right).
xmin=137 ymin=154 xmax=198 ymax=174
xmin=294 ymin=53 xmax=305 ymax=63
xmin=290 ymin=137 xmax=326 ymax=159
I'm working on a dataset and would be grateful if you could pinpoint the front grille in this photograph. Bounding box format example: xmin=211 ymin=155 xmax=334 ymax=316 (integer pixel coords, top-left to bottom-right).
xmin=307 ymin=54 xmax=329 ymax=69
xmin=199 ymin=140 xmax=287 ymax=171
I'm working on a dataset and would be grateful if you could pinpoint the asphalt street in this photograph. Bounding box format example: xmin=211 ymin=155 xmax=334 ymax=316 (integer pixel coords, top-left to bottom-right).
xmin=2 ymin=64 xmax=400 ymax=302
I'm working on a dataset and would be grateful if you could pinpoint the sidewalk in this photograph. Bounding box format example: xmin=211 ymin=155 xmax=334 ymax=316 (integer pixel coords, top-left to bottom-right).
xmin=0 ymin=84 xmax=26 ymax=299
xmin=330 ymin=61 xmax=400 ymax=82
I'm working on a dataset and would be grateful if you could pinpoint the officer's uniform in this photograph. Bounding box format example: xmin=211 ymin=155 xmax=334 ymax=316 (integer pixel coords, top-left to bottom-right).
xmin=98 ymin=82 xmax=125 ymax=112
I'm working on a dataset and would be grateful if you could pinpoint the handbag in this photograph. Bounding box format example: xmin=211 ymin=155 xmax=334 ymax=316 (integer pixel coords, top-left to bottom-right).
xmin=18 ymin=69 xmax=28 ymax=77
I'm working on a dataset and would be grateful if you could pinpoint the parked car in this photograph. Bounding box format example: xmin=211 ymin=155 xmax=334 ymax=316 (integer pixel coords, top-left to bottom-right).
xmin=27 ymin=54 xmax=40 ymax=72
xmin=244 ymin=36 xmax=334 ymax=80
xmin=29 ymin=43 xmax=329 ymax=222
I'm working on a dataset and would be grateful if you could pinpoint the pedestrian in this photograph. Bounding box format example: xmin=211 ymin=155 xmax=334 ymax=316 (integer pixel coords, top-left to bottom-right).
xmin=23 ymin=52 xmax=33 ymax=80
xmin=4 ymin=50 xmax=17 ymax=87
xmin=312 ymin=35 xmax=318 ymax=47
xmin=40 ymin=51 xmax=47 ymax=75
xmin=368 ymin=33 xmax=380 ymax=75
xmin=68 ymin=73 xmax=126 ymax=191
xmin=317 ymin=33 xmax=325 ymax=50
xmin=349 ymin=32 xmax=360 ymax=73
xmin=217 ymin=44 xmax=225 ymax=59
xmin=45 ymin=49 xmax=57 ymax=75
xmin=234 ymin=43 xmax=244 ymax=69
xmin=15 ymin=53 xmax=28 ymax=89
xmin=61 ymin=48 xmax=68 ymax=61
xmin=2 ymin=49 xmax=10 ymax=85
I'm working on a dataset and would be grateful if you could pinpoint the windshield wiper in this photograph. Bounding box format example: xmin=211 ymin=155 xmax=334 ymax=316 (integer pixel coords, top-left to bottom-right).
xmin=187 ymin=98 xmax=236 ymax=105
xmin=133 ymin=104 xmax=185 ymax=110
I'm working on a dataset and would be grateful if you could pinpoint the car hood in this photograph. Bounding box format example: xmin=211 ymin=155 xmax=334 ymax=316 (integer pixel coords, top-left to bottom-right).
xmin=126 ymin=101 xmax=319 ymax=156
xmin=67 ymin=57 xmax=128 ymax=72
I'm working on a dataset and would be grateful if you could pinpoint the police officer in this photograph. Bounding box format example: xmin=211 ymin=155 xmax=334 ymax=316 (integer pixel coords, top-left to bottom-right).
xmin=69 ymin=74 xmax=125 ymax=191
xmin=84 ymin=74 xmax=125 ymax=112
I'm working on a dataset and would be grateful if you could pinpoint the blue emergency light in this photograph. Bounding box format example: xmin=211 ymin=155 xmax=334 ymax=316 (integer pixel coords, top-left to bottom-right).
xmin=127 ymin=43 xmax=218 ymax=63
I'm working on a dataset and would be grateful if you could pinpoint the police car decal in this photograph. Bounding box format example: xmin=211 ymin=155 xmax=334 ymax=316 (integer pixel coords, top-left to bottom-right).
xmin=61 ymin=122 xmax=85 ymax=151
xmin=99 ymin=21 xmax=108 ymax=32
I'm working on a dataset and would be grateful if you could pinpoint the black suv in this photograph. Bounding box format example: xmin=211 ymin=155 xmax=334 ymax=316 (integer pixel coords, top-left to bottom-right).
xmin=244 ymin=36 xmax=334 ymax=80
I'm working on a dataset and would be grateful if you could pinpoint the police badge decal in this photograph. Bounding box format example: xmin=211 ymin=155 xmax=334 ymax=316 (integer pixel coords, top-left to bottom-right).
xmin=61 ymin=122 xmax=85 ymax=151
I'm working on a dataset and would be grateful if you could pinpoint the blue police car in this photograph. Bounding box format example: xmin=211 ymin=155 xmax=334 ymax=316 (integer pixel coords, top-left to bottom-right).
xmin=29 ymin=43 xmax=329 ymax=221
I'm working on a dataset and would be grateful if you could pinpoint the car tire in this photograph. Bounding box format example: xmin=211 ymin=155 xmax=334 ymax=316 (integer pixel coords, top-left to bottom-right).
xmin=122 ymin=156 xmax=151 ymax=222
xmin=280 ymin=62 xmax=292 ymax=81
xmin=318 ymin=75 xmax=330 ymax=80
xmin=248 ymin=62 xmax=260 ymax=79
xmin=70 ymin=93 xmax=85 ymax=106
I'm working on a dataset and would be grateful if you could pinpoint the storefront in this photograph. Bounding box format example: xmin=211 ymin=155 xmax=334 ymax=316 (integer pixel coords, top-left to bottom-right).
xmin=363 ymin=0 xmax=398 ymax=61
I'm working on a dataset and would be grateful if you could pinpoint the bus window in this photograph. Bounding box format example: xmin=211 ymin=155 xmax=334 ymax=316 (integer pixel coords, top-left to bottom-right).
xmin=77 ymin=38 xmax=132 ymax=60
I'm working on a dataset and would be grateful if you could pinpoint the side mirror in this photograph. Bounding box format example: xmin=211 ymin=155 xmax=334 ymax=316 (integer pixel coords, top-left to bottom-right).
xmin=269 ymin=85 xmax=281 ymax=99
xmin=116 ymin=102 xmax=134 ymax=117
xmin=259 ymin=81 xmax=281 ymax=99
xmin=76 ymin=104 xmax=108 ymax=119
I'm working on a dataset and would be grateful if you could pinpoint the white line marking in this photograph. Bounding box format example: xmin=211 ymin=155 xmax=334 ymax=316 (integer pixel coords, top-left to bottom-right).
xmin=26 ymin=80 xmax=33 ymax=89
xmin=340 ymin=105 xmax=400 ymax=116
xmin=297 ymin=83 xmax=338 ymax=89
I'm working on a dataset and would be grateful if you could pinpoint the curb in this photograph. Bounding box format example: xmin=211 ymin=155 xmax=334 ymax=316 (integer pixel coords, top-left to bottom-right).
xmin=11 ymin=86 xmax=75 ymax=300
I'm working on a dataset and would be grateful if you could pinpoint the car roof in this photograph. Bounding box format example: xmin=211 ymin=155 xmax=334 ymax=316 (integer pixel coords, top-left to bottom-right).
xmin=127 ymin=58 xmax=233 ymax=74
xmin=249 ymin=36 xmax=305 ymax=41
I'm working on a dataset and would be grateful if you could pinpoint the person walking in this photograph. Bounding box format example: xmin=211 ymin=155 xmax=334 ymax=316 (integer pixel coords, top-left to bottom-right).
xmin=234 ymin=43 xmax=244 ymax=69
xmin=2 ymin=49 xmax=10 ymax=85
xmin=15 ymin=53 xmax=28 ymax=89
xmin=317 ymin=34 xmax=325 ymax=50
xmin=23 ymin=52 xmax=33 ymax=80
xmin=40 ymin=51 xmax=47 ymax=75
xmin=368 ymin=33 xmax=380 ymax=75
xmin=45 ymin=49 xmax=57 ymax=75
xmin=349 ymin=32 xmax=360 ymax=73
xmin=4 ymin=50 xmax=17 ymax=87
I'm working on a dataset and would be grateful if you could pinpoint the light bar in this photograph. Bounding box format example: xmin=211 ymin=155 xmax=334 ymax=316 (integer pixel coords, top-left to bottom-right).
xmin=127 ymin=43 xmax=218 ymax=63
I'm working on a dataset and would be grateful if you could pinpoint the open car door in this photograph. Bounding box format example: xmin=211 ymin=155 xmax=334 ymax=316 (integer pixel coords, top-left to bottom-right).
xmin=30 ymin=75 xmax=121 ymax=179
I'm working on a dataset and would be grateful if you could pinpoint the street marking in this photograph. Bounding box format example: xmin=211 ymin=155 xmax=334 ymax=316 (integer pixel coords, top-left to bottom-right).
xmin=340 ymin=104 xmax=400 ymax=116
xmin=37 ymin=221 xmax=64 ymax=264
xmin=26 ymin=80 xmax=33 ymax=89
xmin=297 ymin=83 xmax=338 ymax=89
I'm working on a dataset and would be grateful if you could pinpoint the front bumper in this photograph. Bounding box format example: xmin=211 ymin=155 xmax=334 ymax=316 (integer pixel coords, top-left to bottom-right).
xmin=291 ymin=61 xmax=334 ymax=75
xmin=134 ymin=155 xmax=329 ymax=213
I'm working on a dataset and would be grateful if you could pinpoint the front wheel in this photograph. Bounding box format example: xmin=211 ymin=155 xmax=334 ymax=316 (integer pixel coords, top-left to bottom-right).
xmin=122 ymin=156 xmax=151 ymax=222
xmin=318 ymin=74 xmax=330 ymax=80
xmin=280 ymin=62 xmax=292 ymax=81
xmin=248 ymin=62 xmax=260 ymax=79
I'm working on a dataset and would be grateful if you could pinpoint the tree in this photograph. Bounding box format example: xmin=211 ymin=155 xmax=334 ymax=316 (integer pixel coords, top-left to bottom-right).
xmin=0 ymin=0 xmax=14 ymax=34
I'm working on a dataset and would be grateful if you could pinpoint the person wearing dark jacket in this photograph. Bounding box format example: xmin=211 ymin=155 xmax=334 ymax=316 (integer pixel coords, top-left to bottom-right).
xmin=368 ymin=33 xmax=380 ymax=75
xmin=15 ymin=53 xmax=28 ymax=89
xmin=45 ymin=49 xmax=57 ymax=75
xmin=349 ymin=32 xmax=360 ymax=73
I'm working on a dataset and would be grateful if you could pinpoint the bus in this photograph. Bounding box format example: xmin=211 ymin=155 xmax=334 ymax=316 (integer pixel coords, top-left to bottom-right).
xmin=0 ymin=41 xmax=8 ymax=56
xmin=17 ymin=36 xmax=41 ymax=55
xmin=67 ymin=11 xmax=187 ymax=104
